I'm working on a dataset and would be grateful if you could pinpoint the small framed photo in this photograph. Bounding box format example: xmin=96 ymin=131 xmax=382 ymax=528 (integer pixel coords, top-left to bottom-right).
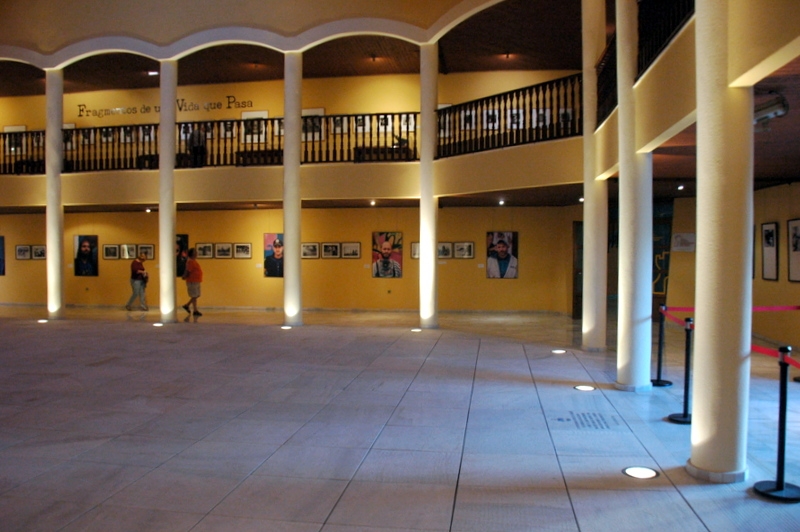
xmin=332 ymin=116 xmax=348 ymax=135
xmin=762 ymin=222 xmax=778 ymax=281
xmin=483 ymin=109 xmax=499 ymax=130
xmin=120 ymin=244 xmax=137 ymax=259
xmin=137 ymin=244 xmax=155 ymax=260
xmin=215 ymin=243 xmax=232 ymax=259
xmin=322 ymin=242 xmax=341 ymax=258
xmin=31 ymin=245 xmax=46 ymax=260
xmin=437 ymin=242 xmax=453 ymax=259
xmin=355 ymin=115 xmax=371 ymax=133
xmin=411 ymin=242 xmax=420 ymax=259
xmin=460 ymin=109 xmax=476 ymax=131
xmin=233 ymin=243 xmax=252 ymax=259
xmin=103 ymin=244 xmax=120 ymax=260
xmin=301 ymin=243 xmax=320 ymax=259
xmin=454 ymin=242 xmax=474 ymax=259
xmin=507 ymin=108 xmax=525 ymax=129
xmin=788 ymin=219 xmax=800 ymax=282
xmin=196 ymin=243 xmax=213 ymax=259
xmin=341 ymin=242 xmax=361 ymax=259
xmin=15 ymin=245 xmax=31 ymax=260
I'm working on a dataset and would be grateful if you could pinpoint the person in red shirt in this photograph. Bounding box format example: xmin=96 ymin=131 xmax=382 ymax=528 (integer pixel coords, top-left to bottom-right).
xmin=181 ymin=247 xmax=204 ymax=317
xmin=125 ymin=252 xmax=148 ymax=311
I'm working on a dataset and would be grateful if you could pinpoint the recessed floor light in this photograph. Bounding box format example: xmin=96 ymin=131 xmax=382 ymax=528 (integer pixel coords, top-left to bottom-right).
xmin=411 ymin=328 xmax=422 ymax=332
xmin=551 ymin=349 xmax=566 ymax=354
xmin=153 ymin=323 xmax=164 ymax=327
xmin=574 ymin=385 xmax=595 ymax=391
xmin=623 ymin=466 xmax=659 ymax=479
xmin=281 ymin=325 xmax=292 ymax=330
xmin=37 ymin=319 xmax=48 ymax=324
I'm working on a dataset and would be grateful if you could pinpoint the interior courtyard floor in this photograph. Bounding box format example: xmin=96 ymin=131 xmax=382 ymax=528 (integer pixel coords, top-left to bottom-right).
xmin=0 ymin=305 xmax=799 ymax=531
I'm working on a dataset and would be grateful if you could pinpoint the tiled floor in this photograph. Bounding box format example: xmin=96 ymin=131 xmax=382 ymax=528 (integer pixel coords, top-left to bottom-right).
xmin=1 ymin=306 xmax=799 ymax=531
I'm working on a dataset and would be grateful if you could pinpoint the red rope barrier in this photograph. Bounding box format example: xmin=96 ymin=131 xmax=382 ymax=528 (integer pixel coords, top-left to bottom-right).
xmin=751 ymin=344 xmax=800 ymax=369
xmin=752 ymin=305 xmax=800 ymax=312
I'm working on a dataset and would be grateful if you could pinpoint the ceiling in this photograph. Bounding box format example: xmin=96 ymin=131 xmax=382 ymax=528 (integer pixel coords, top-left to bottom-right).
xmin=1 ymin=0 xmax=798 ymax=211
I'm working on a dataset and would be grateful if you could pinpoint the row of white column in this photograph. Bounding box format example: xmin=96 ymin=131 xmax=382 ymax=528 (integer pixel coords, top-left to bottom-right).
xmin=581 ymin=0 xmax=753 ymax=482
xmin=42 ymin=46 xmax=442 ymax=330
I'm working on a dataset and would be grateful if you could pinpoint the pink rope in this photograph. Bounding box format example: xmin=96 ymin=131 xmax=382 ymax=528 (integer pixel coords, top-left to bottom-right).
xmin=752 ymin=305 xmax=800 ymax=312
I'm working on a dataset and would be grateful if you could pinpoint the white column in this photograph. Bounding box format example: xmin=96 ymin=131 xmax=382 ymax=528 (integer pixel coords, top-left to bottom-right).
xmin=615 ymin=0 xmax=652 ymax=391
xmin=687 ymin=0 xmax=752 ymax=483
xmin=419 ymin=43 xmax=438 ymax=329
xmin=581 ymin=0 xmax=608 ymax=350
xmin=283 ymin=52 xmax=303 ymax=326
xmin=45 ymin=69 xmax=64 ymax=319
xmin=159 ymin=60 xmax=178 ymax=322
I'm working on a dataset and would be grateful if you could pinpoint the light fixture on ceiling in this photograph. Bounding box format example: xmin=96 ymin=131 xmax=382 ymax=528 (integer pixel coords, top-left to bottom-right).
xmin=498 ymin=199 xmax=505 ymax=206
xmin=370 ymin=200 xmax=376 ymax=206
xmin=147 ymin=71 xmax=159 ymax=76
xmin=754 ymin=92 xmax=788 ymax=126
xmin=579 ymin=197 xmax=585 ymax=203
xmin=677 ymin=184 xmax=685 ymax=191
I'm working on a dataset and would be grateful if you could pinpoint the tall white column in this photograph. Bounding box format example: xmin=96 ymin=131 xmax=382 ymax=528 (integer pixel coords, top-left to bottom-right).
xmin=615 ymin=0 xmax=653 ymax=391
xmin=688 ymin=0 xmax=752 ymax=483
xmin=45 ymin=69 xmax=64 ymax=319
xmin=158 ymin=60 xmax=178 ymax=322
xmin=419 ymin=43 xmax=438 ymax=329
xmin=283 ymin=52 xmax=303 ymax=326
xmin=581 ymin=0 xmax=608 ymax=350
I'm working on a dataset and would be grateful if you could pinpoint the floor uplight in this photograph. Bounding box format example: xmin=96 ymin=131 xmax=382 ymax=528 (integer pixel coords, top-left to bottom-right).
xmin=411 ymin=328 xmax=422 ymax=332
xmin=281 ymin=325 xmax=292 ymax=330
xmin=551 ymin=349 xmax=567 ymax=354
xmin=574 ymin=385 xmax=595 ymax=392
xmin=623 ymin=466 xmax=659 ymax=479
xmin=153 ymin=323 xmax=164 ymax=327
xmin=37 ymin=319 xmax=48 ymax=324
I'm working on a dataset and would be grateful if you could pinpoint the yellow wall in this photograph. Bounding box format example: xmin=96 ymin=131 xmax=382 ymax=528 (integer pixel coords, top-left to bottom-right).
xmin=666 ymin=185 xmax=800 ymax=348
xmin=0 ymin=204 xmax=580 ymax=314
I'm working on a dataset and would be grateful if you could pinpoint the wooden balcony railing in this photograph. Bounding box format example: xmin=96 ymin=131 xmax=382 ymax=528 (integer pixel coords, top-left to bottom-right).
xmin=436 ymin=74 xmax=582 ymax=159
xmin=638 ymin=0 xmax=694 ymax=77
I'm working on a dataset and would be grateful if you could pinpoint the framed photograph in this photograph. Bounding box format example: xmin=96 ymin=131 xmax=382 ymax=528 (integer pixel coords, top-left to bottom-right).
xmin=80 ymin=128 xmax=95 ymax=145
xmin=100 ymin=127 xmax=115 ymax=143
xmin=233 ymin=243 xmax=252 ymax=259
xmin=120 ymin=244 xmax=137 ymax=259
xmin=31 ymin=245 xmax=46 ymax=260
xmin=322 ymin=242 xmax=341 ymax=258
xmin=762 ymin=222 xmax=778 ymax=281
xmin=301 ymin=242 xmax=320 ymax=259
xmin=214 ymin=242 xmax=232 ymax=259
xmin=63 ymin=124 xmax=76 ymax=151
xmin=302 ymin=108 xmax=325 ymax=141
xmin=120 ymin=126 xmax=135 ymax=143
xmin=507 ymin=108 xmax=525 ymax=129
xmin=138 ymin=125 xmax=156 ymax=143
xmin=411 ymin=242 xmax=420 ymax=259
xmin=220 ymin=120 xmax=235 ymax=139
xmin=454 ymin=241 xmax=474 ymax=259
xmin=372 ymin=232 xmax=402 ymax=278
xmin=341 ymin=242 xmax=361 ymax=258
xmin=437 ymin=242 xmax=453 ymax=259
xmin=377 ymin=113 xmax=393 ymax=133
xmin=4 ymin=125 xmax=26 ymax=155
xmin=102 ymin=244 xmax=119 ymax=260
xmin=535 ymin=109 xmax=551 ymax=128
xmin=16 ymin=245 xmax=31 ymax=260
xmin=788 ymin=219 xmax=800 ymax=282
xmin=460 ymin=109 xmax=476 ymax=131
xmin=483 ymin=109 xmax=499 ymax=130
xmin=264 ymin=233 xmax=284 ymax=277
xmin=74 ymin=235 xmax=99 ymax=276
xmin=332 ymin=116 xmax=348 ymax=135
xmin=137 ymin=244 xmax=155 ymax=261
xmin=400 ymin=113 xmax=416 ymax=131
xmin=671 ymin=233 xmax=696 ymax=252
xmin=355 ymin=115 xmax=371 ymax=134
xmin=196 ymin=243 xmax=214 ymax=259
xmin=486 ymin=231 xmax=518 ymax=279
xmin=241 ymin=111 xmax=268 ymax=144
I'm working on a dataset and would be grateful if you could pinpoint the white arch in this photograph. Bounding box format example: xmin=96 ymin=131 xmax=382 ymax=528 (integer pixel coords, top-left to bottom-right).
xmin=0 ymin=0 xmax=503 ymax=70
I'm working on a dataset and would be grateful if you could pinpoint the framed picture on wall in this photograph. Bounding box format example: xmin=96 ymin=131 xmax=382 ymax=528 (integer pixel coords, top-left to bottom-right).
xmin=137 ymin=244 xmax=155 ymax=261
xmin=341 ymin=242 xmax=360 ymax=258
xmin=788 ymin=219 xmax=800 ymax=282
xmin=301 ymin=243 xmax=319 ymax=259
xmin=196 ymin=243 xmax=213 ymax=259
xmin=372 ymin=232 xmax=402 ymax=278
xmin=486 ymin=231 xmax=518 ymax=279
xmin=762 ymin=222 xmax=778 ymax=281
xmin=31 ymin=245 xmax=46 ymax=260
xmin=120 ymin=244 xmax=136 ymax=259
xmin=233 ymin=243 xmax=252 ymax=259
xmin=102 ymin=244 xmax=119 ymax=260
xmin=454 ymin=241 xmax=474 ymax=259
xmin=437 ymin=242 xmax=453 ymax=259
xmin=16 ymin=245 xmax=31 ymax=260
xmin=322 ymin=242 xmax=341 ymax=258
xmin=214 ymin=243 xmax=232 ymax=259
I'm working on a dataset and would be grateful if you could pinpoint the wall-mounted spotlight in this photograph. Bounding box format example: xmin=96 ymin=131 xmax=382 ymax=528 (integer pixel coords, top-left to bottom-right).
xmin=147 ymin=71 xmax=159 ymax=76
xmin=754 ymin=92 xmax=788 ymax=126
xmin=677 ymin=184 xmax=685 ymax=191
xmin=498 ymin=199 xmax=505 ymax=206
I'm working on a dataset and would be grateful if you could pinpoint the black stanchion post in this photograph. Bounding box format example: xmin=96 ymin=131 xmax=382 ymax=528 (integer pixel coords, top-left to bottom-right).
xmin=652 ymin=304 xmax=673 ymax=387
xmin=754 ymin=346 xmax=800 ymax=502
xmin=668 ymin=317 xmax=692 ymax=424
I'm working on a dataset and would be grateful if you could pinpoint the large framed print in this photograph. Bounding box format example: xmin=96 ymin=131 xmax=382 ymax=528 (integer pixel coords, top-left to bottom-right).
xmin=762 ymin=222 xmax=778 ymax=281
xmin=486 ymin=231 xmax=518 ymax=279
xmin=74 ymin=235 xmax=99 ymax=276
xmin=372 ymin=232 xmax=402 ymax=278
xmin=789 ymin=219 xmax=800 ymax=282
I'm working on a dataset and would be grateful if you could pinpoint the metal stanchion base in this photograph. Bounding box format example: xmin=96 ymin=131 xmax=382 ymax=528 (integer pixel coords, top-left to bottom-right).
xmin=754 ymin=480 xmax=800 ymax=502
xmin=652 ymin=379 xmax=673 ymax=387
xmin=668 ymin=413 xmax=691 ymax=424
